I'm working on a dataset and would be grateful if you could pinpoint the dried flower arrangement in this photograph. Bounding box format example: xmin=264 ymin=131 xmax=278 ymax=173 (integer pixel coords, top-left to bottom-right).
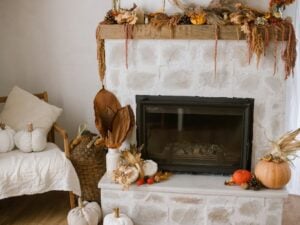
xmin=112 ymin=145 xmax=172 ymax=189
xmin=96 ymin=0 xmax=297 ymax=82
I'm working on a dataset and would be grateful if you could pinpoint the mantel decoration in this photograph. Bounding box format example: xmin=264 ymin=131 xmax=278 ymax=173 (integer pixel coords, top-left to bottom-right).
xmin=96 ymin=0 xmax=296 ymax=81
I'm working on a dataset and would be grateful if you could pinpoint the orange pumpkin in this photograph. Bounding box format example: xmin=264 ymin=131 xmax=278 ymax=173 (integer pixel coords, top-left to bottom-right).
xmin=254 ymin=160 xmax=291 ymax=189
xmin=232 ymin=169 xmax=252 ymax=185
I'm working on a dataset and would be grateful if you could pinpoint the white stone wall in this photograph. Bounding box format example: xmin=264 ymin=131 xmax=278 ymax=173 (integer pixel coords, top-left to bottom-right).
xmin=104 ymin=40 xmax=287 ymax=167
xmin=101 ymin=188 xmax=284 ymax=225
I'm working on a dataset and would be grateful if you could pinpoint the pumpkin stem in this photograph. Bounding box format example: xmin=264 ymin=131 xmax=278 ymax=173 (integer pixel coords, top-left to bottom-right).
xmin=27 ymin=123 xmax=33 ymax=132
xmin=113 ymin=208 xmax=120 ymax=218
xmin=0 ymin=122 xmax=5 ymax=130
xmin=78 ymin=197 xmax=83 ymax=208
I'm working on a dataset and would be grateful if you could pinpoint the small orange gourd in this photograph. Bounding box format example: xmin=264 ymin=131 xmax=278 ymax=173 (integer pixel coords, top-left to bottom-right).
xmin=254 ymin=160 xmax=291 ymax=189
xmin=232 ymin=169 xmax=252 ymax=185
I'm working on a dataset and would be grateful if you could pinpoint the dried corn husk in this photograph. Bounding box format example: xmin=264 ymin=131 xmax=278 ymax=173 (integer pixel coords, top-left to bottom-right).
xmin=106 ymin=105 xmax=134 ymax=148
xmin=94 ymin=87 xmax=121 ymax=137
xmin=206 ymin=12 xmax=226 ymax=25
xmin=268 ymin=128 xmax=300 ymax=162
xmin=121 ymin=146 xmax=145 ymax=178
xmin=207 ymin=0 xmax=242 ymax=13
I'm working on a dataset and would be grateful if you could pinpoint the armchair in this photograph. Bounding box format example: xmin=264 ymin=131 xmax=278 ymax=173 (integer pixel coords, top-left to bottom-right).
xmin=0 ymin=92 xmax=79 ymax=208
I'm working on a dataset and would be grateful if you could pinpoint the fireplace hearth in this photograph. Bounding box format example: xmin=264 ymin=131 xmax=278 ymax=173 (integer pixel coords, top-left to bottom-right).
xmin=136 ymin=95 xmax=254 ymax=175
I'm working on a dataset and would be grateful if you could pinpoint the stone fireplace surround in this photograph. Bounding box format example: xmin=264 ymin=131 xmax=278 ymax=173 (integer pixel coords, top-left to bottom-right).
xmin=99 ymin=39 xmax=288 ymax=224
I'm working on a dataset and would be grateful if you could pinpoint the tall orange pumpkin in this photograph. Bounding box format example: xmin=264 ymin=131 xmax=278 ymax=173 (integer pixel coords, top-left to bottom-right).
xmin=254 ymin=160 xmax=291 ymax=189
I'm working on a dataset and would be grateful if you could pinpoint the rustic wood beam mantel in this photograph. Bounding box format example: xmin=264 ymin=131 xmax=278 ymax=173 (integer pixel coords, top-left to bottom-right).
xmin=98 ymin=24 xmax=288 ymax=41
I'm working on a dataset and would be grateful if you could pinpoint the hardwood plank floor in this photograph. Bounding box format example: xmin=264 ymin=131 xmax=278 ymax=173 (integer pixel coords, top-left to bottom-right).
xmin=0 ymin=192 xmax=299 ymax=225
xmin=0 ymin=192 xmax=69 ymax=225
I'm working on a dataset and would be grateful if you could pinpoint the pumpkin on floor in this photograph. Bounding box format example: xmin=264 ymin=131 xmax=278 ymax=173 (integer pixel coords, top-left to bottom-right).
xmin=14 ymin=122 xmax=47 ymax=152
xmin=67 ymin=198 xmax=102 ymax=225
xmin=103 ymin=208 xmax=134 ymax=225
xmin=0 ymin=122 xmax=15 ymax=153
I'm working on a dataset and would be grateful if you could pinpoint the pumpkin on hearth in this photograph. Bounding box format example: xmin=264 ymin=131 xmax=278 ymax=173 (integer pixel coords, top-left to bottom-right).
xmin=254 ymin=128 xmax=300 ymax=189
xmin=0 ymin=122 xmax=15 ymax=153
xmin=14 ymin=123 xmax=47 ymax=152
xmin=103 ymin=208 xmax=134 ymax=225
xmin=255 ymin=158 xmax=291 ymax=189
xmin=67 ymin=198 xmax=102 ymax=225
xmin=232 ymin=169 xmax=252 ymax=185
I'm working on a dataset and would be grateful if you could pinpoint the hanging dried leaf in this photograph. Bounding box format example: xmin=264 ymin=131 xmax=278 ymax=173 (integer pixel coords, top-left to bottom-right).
xmin=106 ymin=105 xmax=135 ymax=148
xmin=281 ymin=21 xmax=296 ymax=79
xmin=247 ymin=25 xmax=264 ymax=68
xmin=96 ymin=24 xmax=106 ymax=82
xmin=94 ymin=88 xmax=121 ymax=137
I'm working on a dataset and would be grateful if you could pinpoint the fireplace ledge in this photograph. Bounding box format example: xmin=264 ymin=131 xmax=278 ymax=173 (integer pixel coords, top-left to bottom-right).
xmin=99 ymin=173 xmax=288 ymax=199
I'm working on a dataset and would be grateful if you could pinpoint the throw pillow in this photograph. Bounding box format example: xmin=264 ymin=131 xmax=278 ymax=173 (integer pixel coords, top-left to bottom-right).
xmin=0 ymin=86 xmax=62 ymax=132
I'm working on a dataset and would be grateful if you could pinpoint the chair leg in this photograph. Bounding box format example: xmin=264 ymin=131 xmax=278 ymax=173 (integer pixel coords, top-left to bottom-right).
xmin=69 ymin=192 xmax=76 ymax=208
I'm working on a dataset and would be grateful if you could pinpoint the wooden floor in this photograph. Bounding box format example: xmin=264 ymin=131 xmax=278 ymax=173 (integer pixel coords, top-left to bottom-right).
xmin=0 ymin=192 xmax=69 ymax=225
xmin=0 ymin=192 xmax=299 ymax=225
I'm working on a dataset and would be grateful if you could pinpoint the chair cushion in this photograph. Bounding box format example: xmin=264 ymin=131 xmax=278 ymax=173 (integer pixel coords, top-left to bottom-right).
xmin=0 ymin=86 xmax=62 ymax=132
xmin=0 ymin=143 xmax=81 ymax=199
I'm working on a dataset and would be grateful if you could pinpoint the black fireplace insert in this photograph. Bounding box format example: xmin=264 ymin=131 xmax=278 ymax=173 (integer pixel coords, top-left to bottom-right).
xmin=136 ymin=95 xmax=254 ymax=175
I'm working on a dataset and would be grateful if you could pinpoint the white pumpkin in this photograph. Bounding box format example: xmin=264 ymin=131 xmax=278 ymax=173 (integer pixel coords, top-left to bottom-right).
xmin=103 ymin=208 xmax=134 ymax=225
xmin=67 ymin=198 xmax=102 ymax=225
xmin=0 ymin=122 xmax=15 ymax=153
xmin=14 ymin=123 xmax=47 ymax=152
xmin=143 ymin=160 xmax=158 ymax=177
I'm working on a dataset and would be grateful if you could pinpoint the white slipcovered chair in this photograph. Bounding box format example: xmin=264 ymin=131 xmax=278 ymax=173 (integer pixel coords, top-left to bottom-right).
xmin=0 ymin=89 xmax=80 ymax=208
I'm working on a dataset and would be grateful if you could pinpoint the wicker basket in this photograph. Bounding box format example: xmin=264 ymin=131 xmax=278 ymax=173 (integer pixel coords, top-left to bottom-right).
xmin=70 ymin=133 xmax=106 ymax=203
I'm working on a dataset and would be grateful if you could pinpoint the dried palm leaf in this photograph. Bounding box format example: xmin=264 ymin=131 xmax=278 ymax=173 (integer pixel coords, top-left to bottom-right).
xmin=106 ymin=105 xmax=135 ymax=148
xmin=94 ymin=87 xmax=121 ymax=137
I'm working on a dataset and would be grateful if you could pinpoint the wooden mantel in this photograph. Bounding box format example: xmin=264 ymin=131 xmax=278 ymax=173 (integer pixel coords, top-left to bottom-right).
xmin=98 ymin=24 xmax=288 ymax=41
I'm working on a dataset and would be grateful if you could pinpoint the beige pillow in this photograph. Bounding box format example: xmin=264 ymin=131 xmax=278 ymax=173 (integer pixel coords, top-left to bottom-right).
xmin=0 ymin=86 xmax=62 ymax=132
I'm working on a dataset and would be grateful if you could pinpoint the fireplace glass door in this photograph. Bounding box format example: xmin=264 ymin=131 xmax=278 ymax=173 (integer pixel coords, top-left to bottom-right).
xmin=136 ymin=96 xmax=254 ymax=174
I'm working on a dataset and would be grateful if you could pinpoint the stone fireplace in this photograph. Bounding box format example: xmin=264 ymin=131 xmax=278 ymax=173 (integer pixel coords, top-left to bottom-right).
xmin=100 ymin=39 xmax=288 ymax=225
xmin=105 ymin=39 xmax=286 ymax=166
xmin=136 ymin=95 xmax=254 ymax=174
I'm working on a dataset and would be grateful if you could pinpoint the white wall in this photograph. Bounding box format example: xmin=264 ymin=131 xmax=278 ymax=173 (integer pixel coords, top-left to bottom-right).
xmin=0 ymin=0 xmax=110 ymax=137
xmin=0 ymin=0 xmax=296 ymax=138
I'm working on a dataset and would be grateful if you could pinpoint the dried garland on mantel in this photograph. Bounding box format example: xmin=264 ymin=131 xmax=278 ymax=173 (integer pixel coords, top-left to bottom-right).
xmin=96 ymin=0 xmax=297 ymax=83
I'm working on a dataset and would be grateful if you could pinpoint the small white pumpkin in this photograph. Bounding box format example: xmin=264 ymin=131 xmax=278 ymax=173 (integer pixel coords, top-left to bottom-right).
xmin=67 ymin=198 xmax=102 ymax=225
xmin=103 ymin=208 xmax=134 ymax=225
xmin=0 ymin=122 xmax=15 ymax=153
xmin=14 ymin=123 xmax=47 ymax=153
xmin=143 ymin=160 xmax=158 ymax=177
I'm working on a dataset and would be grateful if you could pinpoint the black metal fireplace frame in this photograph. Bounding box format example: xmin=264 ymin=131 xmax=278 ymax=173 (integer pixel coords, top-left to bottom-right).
xmin=136 ymin=95 xmax=254 ymax=175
